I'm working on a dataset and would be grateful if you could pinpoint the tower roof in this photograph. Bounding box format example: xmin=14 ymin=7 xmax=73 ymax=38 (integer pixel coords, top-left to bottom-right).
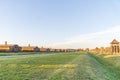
xmin=110 ymin=39 xmax=119 ymax=44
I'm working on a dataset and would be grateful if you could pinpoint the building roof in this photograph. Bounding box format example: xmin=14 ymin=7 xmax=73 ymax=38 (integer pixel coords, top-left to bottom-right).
xmin=110 ymin=39 xmax=119 ymax=44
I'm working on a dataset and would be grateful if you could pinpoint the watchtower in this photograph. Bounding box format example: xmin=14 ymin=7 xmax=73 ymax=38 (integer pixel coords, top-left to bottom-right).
xmin=110 ymin=39 xmax=119 ymax=54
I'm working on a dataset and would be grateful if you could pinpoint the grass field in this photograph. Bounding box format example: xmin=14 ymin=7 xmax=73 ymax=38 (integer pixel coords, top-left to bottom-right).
xmin=0 ymin=52 xmax=119 ymax=80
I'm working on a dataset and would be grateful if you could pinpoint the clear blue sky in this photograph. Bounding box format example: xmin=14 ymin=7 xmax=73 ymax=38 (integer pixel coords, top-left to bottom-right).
xmin=0 ymin=0 xmax=120 ymax=48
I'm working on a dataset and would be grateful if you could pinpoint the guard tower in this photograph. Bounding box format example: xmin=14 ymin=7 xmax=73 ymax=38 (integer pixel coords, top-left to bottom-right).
xmin=110 ymin=39 xmax=119 ymax=54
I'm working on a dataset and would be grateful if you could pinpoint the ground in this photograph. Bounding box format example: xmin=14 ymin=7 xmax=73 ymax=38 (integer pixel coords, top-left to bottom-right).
xmin=0 ymin=52 xmax=119 ymax=80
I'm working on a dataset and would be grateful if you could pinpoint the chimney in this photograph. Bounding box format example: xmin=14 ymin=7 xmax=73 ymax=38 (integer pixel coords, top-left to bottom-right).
xmin=5 ymin=41 xmax=7 ymax=45
xmin=28 ymin=44 xmax=30 ymax=47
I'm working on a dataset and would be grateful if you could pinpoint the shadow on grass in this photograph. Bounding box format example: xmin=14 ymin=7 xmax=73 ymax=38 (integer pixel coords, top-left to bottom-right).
xmin=88 ymin=53 xmax=120 ymax=80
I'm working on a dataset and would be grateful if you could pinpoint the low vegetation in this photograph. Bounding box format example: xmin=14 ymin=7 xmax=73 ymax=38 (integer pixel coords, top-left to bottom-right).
xmin=0 ymin=52 xmax=48 ymax=56
xmin=90 ymin=53 xmax=120 ymax=80
xmin=0 ymin=52 xmax=119 ymax=80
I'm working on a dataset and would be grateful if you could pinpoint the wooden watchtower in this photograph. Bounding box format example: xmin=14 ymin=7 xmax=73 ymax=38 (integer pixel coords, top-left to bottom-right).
xmin=110 ymin=39 xmax=119 ymax=54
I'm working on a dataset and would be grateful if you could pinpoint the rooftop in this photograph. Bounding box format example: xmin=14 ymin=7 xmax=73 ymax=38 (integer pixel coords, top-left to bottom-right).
xmin=110 ymin=39 xmax=119 ymax=44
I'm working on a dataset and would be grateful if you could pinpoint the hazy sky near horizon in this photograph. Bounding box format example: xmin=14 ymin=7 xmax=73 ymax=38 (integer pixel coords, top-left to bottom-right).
xmin=0 ymin=0 xmax=120 ymax=49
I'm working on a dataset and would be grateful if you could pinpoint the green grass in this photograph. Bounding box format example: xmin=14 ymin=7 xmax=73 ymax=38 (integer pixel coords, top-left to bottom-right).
xmin=89 ymin=53 xmax=120 ymax=80
xmin=0 ymin=52 xmax=48 ymax=56
xmin=0 ymin=52 xmax=74 ymax=56
xmin=0 ymin=52 xmax=120 ymax=80
xmin=0 ymin=52 xmax=81 ymax=80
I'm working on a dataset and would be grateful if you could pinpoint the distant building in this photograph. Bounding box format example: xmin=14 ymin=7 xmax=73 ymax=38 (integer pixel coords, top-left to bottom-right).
xmin=50 ymin=48 xmax=55 ymax=52
xmin=0 ymin=41 xmax=11 ymax=52
xmin=11 ymin=45 xmax=21 ymax=52
xmin=85 ymin=48 xmax=89 ymax=52
xmin=40 ymin=47 xmax=49 ymax=52
xmin=110 ymin=39 xmax=119 ymax=54
xmin=21 ymin=44 xmax=34 ymax=52
xmin=34 ymin=47 xmax=40 ymax=52
xmin=0 ymin=41 xmax=79 ymax=53
xmin=0 ymin=41 xmax=21 ymax=52
xmin=55 ymin=49 xmax=60 ymax=52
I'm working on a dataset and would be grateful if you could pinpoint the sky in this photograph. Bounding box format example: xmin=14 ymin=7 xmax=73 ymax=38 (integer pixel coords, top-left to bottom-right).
xmin=0 ymin=0 xmax=120 ymax=49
